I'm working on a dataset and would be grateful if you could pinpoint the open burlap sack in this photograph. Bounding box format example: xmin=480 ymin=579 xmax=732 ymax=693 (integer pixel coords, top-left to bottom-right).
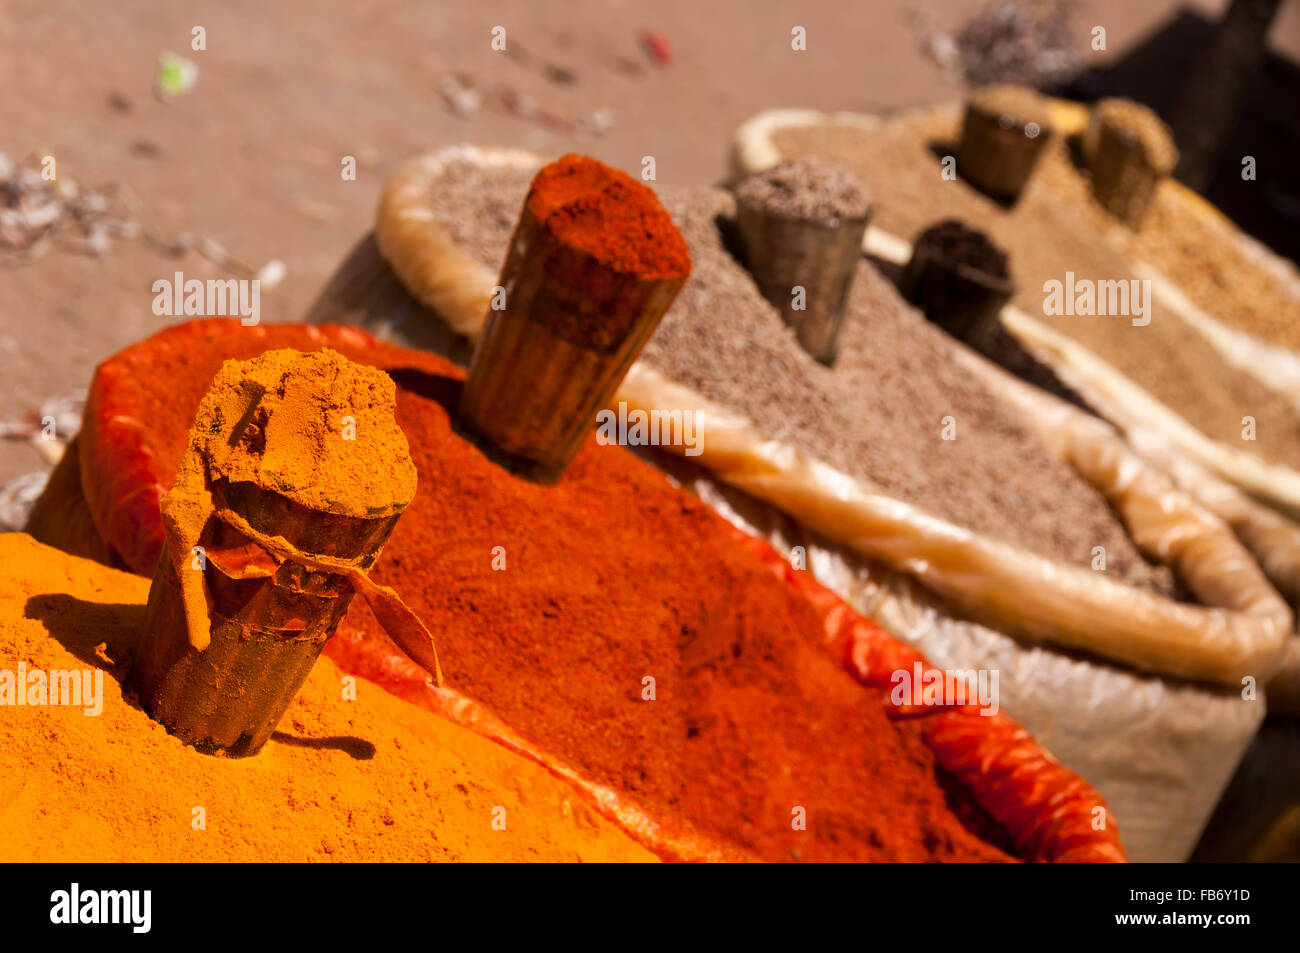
xmin=999 ymin=304 xmax=1300 ymax=522
xmin=947 ymin=341 xmax=1300 ymax=704
xmin=731 ymin=110 xmax=1300 ymax=708
xmin=619 ymin=360 xmax=1289 ymax=687
xmin=1120 ymin=424 xmax=1300 ymax=713
xmin=301 ymin=144 xmax=1291 ymax=857
xmin=732 ymin=104 xmax=1300 ymax=519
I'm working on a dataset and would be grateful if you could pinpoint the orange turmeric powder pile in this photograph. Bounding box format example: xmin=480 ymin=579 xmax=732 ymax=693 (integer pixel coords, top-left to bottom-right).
xmin=0 ymin=533 xmax=655 ymax=862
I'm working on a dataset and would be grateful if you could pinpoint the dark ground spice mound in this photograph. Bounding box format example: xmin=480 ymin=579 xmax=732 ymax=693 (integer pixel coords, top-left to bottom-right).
xmin=917 ymin=219 xmax=1011 ymax=278
xmin=417 ymin=158 xmax=1176 ymax=595
xmin=80 ymin=320 xmax=1017 ymax=863
xmin=908 ymin=221 xmax=1094 ymax=411
xmin=979 ymin=323 xmax=1100 ymax=416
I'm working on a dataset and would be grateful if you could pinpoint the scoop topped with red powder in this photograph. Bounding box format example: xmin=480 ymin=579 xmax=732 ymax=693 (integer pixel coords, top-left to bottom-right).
xmin=525 ymin=154 xmax=691 ymax=280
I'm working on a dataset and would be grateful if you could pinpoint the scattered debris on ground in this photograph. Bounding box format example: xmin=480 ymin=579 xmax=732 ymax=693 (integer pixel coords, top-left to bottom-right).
xmin=638 ymin=29 xmax=674 ymax=67
xmin=155 ymin=51 xmax=199 ymax=100
xmin=437 ymin=73 xmax=613 ymax=135
xmin=0 ymin=470 xmax=47 ymax=531
xmin=916 ymin=1 xmax=1081 ymax=86
xmin=0 ymin=151 xmax=284 ymax=284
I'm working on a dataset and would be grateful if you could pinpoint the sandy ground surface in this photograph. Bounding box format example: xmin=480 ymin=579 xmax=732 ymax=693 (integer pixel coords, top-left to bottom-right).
xmin=3 ymin=0 xmax=1299 ymax=487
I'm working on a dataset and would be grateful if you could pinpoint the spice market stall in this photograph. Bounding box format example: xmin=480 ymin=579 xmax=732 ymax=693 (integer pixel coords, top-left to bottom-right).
xmin=731 ymin=97 xmax=1300 ymax=861
xmin=730 ymin=98 xmax=1300 ymax=532
xmin=21 ymin=318 xmax=1123 ymax=863
xmin=19 ymin=149 xmax=1128 ymax=865
xmin=294 ymin=145 xmax=1287 ymax=861
xmin=729 ymin=97 xmax=1300 ymax=702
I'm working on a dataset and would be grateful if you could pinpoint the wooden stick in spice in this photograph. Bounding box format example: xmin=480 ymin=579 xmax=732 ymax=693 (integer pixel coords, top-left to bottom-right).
xmin=957 ymin=85 xmax=1053 ymax=204
xmin=457 ymin=154 xmax=691 ymax=484
xmin=899 ymin=219 xmax=1016 ymax=351
xmin=734 ymin=159 xmax=870 ymax=365
xmin=129 ymin=347 xmax=438 ymax=757
xmin=1084 ymin=98 xmax=1179 ymax=228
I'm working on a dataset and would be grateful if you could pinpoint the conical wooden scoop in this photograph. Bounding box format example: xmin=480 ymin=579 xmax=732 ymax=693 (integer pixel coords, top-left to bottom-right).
xmin=129 ymin=347 xmax=430 ymax=757
xmin=456 ymin=154 xmax=691 ymax=484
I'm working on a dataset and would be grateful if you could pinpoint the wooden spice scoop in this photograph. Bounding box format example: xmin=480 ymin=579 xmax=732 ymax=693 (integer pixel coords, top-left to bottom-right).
xmin=1084 ymin=98 xmax=1179 ymax=229
xmin=957 ymin=84 xmax=1054 ymax=205
xmin=899 ymin=219 xmax=1016 ymax=351
xmin=734 ymin=159 xmax=871 ymax=366
xmin=457 ymin=154 xmax=691 ymax=484
xmin=129 ymin=347 xmax=438 ymax=757
xmin=735 ymin=207 xmax=868 ymax=365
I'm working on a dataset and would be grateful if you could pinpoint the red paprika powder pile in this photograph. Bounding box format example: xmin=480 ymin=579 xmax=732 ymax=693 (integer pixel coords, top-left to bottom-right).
xmin=352 ymin=368 xmax=1016 ymax=862
xmin=73 ymin=321 xmax=1028 ymax=862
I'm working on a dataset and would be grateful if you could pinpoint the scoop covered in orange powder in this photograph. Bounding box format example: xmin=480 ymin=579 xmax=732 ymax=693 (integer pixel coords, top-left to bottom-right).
xmin=152 ymin=346 xmax=439 ymax=675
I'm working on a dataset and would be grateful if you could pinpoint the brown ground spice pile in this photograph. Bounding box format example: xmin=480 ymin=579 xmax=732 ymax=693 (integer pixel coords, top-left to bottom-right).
xmin=771 ymin=113 xmax=1300 ymax=469
xmin=1041 ymin=130 xmax=1300 ymax=352
xmin=646 ymin=187 xmax=1174 ymax=595
xmin=422 ymin=158 xmax=1172 ymax=592
xmin=432 ymin=159 xmax=539 ymax=267
xmin=916 ymin=219 xmax=1011 ymax=277
xmin=0 ymin=533 xmax=655 ymax=862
